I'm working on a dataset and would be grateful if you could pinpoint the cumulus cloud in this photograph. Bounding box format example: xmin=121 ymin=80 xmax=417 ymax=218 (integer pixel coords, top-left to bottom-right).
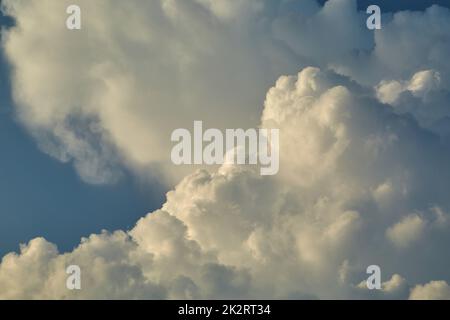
xmin=2 ymin=0 xmax=450 ymax=299
xmin=1 ymin=0 xmax=305 ymax=184
xmin=4 ymin=0 xmax=450 ymax=185
xmin=410 ymin=281 xmax=450 ymax=300
xmin=375 ymin=70 xmax=450 ymax=133
xmin=385 ymin=209 xmax=449 ymax=249
xmin=356 ymin=273 xmax=409 ymax=299
xmin=376 ymin=70 xmax=442 ymax=105
xmin=2 ymin=66 xmax=450 ymax=299
xmin=386 ymin=214 xmax=426 ymax=249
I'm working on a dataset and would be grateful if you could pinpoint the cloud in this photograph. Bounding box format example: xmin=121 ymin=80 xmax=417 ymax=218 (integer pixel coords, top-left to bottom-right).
xmin=386 ymin=208 xmax=450 ymax=249
xmin=1 ymin=0 xmax=307 ymax=184
xmin=382 ymin=274 xmax=407 ymax=294
xmin=386 ymin=214 xmax=426 ymax=249
xmin=376 ymin=70 xmax=442 ymax=105
xmin=3 ymin=0 xmax=450 ymax=184
xmin=375 ymin=70 xmax=450 ymax=134
xmin=410 ymin=281 xmax=450 ymax=300
xmin=2 ymin=66 xmax=450 ymax=299
xmin=356 ymin=273 xmax=409 ymax=299
xmin=2 ymin=0 xmax=450 ymax=299
xmin=4 ymin=0 xmax=450 ymax=185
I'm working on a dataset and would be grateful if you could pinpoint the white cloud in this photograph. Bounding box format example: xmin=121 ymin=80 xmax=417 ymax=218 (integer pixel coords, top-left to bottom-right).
xmin=386 ymin=214 xmax=427 ymax=249
xmin=375 ymin=68 xmax=443 ymax=106
xmin=356 ymin=273 xmax=408 ymax=299
xmin=2 ymin=66 xmax=450 ymax=299
xmin=4 ymin=0 xmax=450 ymax=185
xmin=410 ymin=281 xmax=450 ymax=300
xmin=1 ymin=0 xmax=307 ymax=184
xmin=375 ymin=70 xmax=450 ymax=131
xmin=382 ymin=274 xmax=407 ymax=293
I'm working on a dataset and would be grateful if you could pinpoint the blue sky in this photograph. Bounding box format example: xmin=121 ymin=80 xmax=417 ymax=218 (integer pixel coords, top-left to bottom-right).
xmin=318 ymin=0 xmax=450 ymax=11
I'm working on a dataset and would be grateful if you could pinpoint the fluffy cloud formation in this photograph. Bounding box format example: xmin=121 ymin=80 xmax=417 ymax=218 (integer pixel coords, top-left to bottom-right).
xmin=4 ymin=0 xmax=450 ymax=185
xmin=2 ymin=0 xmax=450 ymax=299
xmin=386 ymin=214 xmax=426 ymax=249
xmin=376 ymin=70 xmax=450 ymax=134
xmin=2 ymin=67 xmax=450 ymax=299
xmin=410 ymin=281 xmax=450 ymax=300
xmin=1 ymin=0 xmax=301 ymax=184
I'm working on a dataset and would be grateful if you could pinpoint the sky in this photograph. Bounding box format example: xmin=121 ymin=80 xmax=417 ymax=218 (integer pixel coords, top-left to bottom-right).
xmin=1 ymin=0 xmax=450 ymax=300
xmin=318 ymin=0 xmax=450 ymax=11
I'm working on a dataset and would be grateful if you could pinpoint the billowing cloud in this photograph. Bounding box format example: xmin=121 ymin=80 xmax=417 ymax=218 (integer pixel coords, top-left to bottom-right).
xmin=2 ymin=0 xmax=450 ymax=300
xmin=410 ymin=281 xmax=450 ymax=300
xmin=386 ymin=214 xmax=427 ymax=249
xmin=1 ymin=0 xmax=305 ymax=184
xmin=4 ymin=0 xmax=450 ymax=185
xmin=2 ymin=66 xmax=450 ymax=299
